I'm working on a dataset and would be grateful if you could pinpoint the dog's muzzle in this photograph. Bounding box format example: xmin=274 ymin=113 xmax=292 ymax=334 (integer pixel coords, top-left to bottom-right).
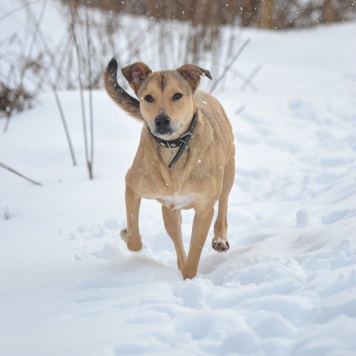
xmin=154 ymin=114 xmax=172 ymax=136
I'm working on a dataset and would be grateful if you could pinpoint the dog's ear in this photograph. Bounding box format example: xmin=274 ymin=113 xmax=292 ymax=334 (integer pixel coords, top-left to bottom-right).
xmin=122 ymin=62 xmax=152 ymax=94
xmin=177 ymin=64 xmax=212 ymax=91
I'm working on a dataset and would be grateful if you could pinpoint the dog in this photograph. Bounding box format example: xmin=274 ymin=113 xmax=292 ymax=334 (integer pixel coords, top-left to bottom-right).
xmin=104 ymin=58 xmax=235 ymax=279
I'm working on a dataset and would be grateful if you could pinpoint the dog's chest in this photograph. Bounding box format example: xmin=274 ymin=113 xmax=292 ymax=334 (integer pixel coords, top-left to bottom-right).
xmin=155 ymin=193 xmax=194 ymax=210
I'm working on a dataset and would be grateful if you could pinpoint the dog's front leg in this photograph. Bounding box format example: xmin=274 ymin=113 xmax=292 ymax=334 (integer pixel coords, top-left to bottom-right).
xmin=162 ymin=206 xmax=187 ymax=272
xmin=182 ymin=207 xmax=214 ymax=279
xmin=120 ymin=184 xmax=143 ymax=251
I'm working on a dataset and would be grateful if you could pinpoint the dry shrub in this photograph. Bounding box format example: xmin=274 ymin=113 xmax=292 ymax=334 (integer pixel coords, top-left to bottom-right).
xmin=0 ymin=82 xmax=33 ymax=119
xmin=64 ymin=0 xmax=356 ymax=29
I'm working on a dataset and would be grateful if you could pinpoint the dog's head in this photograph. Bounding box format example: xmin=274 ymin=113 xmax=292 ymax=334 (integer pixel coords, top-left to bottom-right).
xmin=122 ymin=62 xmax=212 ymax=139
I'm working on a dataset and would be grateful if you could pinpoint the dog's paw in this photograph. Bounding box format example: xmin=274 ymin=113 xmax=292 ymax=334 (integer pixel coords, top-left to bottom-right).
xmin=212 ymin=237 xmax=230 ymax=252
xmin=181 ymin=265 xmax=198 ymax=280
xmin=120 ymin=228 xmax=143 ymax=252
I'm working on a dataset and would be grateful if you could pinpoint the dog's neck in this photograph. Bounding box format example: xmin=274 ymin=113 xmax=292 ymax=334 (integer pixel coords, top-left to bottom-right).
xmin=147 ymin=111 xmax=198 ymax=169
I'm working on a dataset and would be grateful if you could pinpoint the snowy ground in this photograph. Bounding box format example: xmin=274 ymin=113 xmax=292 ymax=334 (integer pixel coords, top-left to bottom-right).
xmin=1 ymin=9 xmax=356 ymax=356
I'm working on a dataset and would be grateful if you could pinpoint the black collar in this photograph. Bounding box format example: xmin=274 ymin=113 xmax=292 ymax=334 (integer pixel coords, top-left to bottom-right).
xmin=147 ymin=111 xmax=198 ymax=169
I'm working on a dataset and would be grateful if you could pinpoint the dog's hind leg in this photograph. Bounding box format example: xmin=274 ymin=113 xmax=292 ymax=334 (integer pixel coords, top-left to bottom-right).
xmin=212 ymin=158 xmax=235 ymax=252
xmin=162 ymin=206 xmax=187 ymax=272
xmin=120 ymin=184 xmax=143 ymax=251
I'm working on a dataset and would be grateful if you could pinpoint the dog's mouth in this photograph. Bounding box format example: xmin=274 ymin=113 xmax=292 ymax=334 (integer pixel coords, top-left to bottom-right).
xmin=154 ymin=126 xmax=174 ymax=137
xmin=151 ymin=119 xmax=182 ymax=139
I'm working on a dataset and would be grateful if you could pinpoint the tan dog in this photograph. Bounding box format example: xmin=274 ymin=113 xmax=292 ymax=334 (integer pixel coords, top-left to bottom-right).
xmin=104 ymin=58 xmax=235 ymax=279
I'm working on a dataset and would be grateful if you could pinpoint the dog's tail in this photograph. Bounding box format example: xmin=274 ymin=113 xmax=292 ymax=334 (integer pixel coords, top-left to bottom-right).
xmin=104 ymin=58 xmax=143 ymax=122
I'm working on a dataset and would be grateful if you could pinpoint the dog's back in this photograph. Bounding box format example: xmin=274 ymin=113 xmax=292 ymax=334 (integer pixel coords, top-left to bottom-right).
xmin=194 ymin=90 xmax=234 ymax=154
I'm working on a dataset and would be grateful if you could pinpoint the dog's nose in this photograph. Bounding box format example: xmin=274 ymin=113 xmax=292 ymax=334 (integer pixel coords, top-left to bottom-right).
xmin=154 ymin=114 xmax=170 ymax=128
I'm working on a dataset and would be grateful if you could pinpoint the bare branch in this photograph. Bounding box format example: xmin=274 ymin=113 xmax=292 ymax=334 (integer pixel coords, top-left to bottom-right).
xmin=68 ymin=4 xmax=92 ymax=180
xmin=239 ymin=64 xmax=262 ymax=92
xmin=0 ymin=162 xmax=42 ymax=186
xmin=209 ymin=39 xmax=250 ymax=94
xmin=52 ymin=86 xmax=77 ymax=166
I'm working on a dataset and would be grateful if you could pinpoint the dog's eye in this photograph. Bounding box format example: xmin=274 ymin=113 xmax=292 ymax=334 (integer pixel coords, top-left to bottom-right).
xmin=173 ymin=93 xmax=182 ymax=101
xmin=144 ymin=95 xmax=154 ymax=103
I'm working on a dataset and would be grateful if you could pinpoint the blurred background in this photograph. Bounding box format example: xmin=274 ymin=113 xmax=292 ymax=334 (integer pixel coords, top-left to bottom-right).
xmin=1 ymin=0 xmax=355 ymax=126
xmin=71 ymin=0 xmax=356 ymax=28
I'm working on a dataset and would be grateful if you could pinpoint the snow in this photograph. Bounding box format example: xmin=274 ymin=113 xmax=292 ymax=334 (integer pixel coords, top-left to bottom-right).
xmin=1 ymin=2 xmax=356 ymax=354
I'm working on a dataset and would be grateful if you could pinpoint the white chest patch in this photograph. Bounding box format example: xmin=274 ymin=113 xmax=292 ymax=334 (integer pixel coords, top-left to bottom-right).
xmin=156 ymin=194 xmax=194 ymax=210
